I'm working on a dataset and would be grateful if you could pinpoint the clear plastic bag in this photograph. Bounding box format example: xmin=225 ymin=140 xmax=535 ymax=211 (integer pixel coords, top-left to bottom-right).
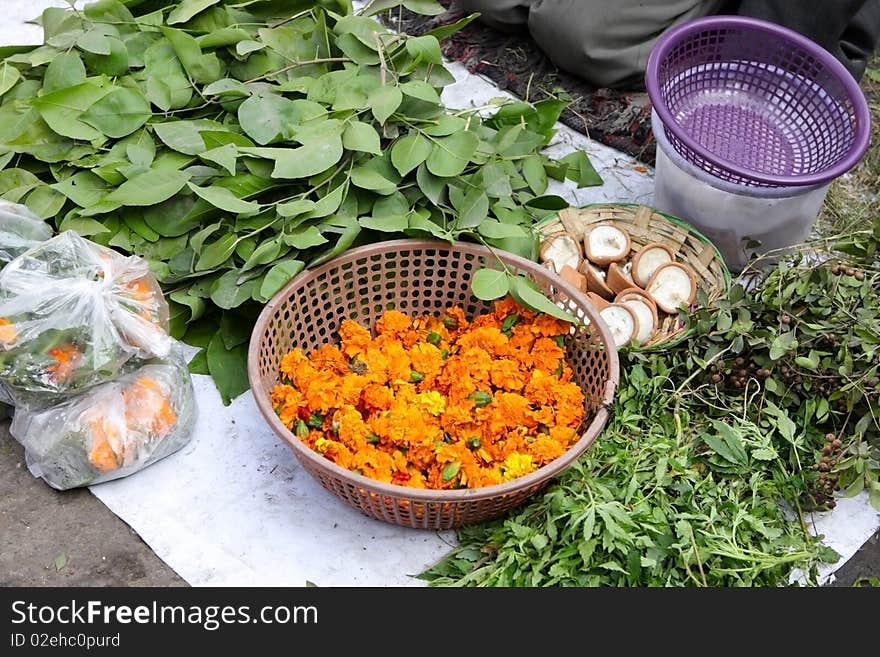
xmin=0 ymin=200 xmax=53 ymax=266
xmin=0 ymin=230 xmax=172 ymax=403
xmin=10 ymin=352 xmax=197 ymax=490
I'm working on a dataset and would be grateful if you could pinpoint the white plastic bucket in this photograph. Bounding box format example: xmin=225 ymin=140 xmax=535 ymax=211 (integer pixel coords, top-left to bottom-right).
xmin=651 ymin=110 xmax=831 ymax=272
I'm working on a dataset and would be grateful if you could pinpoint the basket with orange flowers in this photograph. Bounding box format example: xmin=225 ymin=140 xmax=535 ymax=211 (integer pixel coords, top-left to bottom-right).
xmin=249 ymin=239 xmax=618 ymax=530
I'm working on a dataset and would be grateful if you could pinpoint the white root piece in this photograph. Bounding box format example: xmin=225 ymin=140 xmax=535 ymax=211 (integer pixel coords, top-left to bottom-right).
xmin=631 ymin=242 xmax=675 ymax=287
xmin=584 ymin=224 xmax=631 ymax=265
xmin=621 ymin=297 xmax=658 ymax=345
xmin=599 ymin=303 xmax=640 ymax=348
xmin=559 ymin=264 xmax=587 ymax=293
xmin=646 ymin=262 xmax=698 ymax=314
xmin=607 ymin=261 xmax=635 ymax=295
xmin=540 ymin=232 xmax=582 ymax=272
xmin=579 ymin=261 xmax=614 ymax=299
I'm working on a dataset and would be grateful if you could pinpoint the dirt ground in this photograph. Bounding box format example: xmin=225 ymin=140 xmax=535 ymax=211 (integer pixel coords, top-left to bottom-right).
xmin=0 ymin=422 xmax=185 ymax=587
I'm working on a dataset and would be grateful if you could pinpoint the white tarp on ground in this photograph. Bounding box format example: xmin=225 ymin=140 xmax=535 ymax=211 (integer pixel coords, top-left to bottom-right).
xmin=4 ymin=1 xmax=878 ymax=587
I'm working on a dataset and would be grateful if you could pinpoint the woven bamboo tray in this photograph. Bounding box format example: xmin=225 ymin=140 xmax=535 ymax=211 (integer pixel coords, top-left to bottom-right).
xmin=537 ymin=203 xmax=731 ymax=349
xmin=248 ymin=239 xmax=619 ymax=530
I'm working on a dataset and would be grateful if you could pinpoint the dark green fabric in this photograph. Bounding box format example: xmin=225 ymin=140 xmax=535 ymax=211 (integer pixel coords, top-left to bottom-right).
xmin=457 ymin=0 xmax=880 ymax=86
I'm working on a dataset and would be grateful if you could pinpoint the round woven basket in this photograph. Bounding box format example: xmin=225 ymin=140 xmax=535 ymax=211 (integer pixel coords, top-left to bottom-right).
xmin=537 ymin=203 xmax=731 ymax=349
xmin=248 ymin=239 xmax=618 ymax=530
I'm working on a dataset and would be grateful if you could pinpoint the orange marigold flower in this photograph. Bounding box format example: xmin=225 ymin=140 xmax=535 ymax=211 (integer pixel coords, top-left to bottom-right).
xmin=338 ymin=319 xmax=372 ymax=358
xmin=45 ymin=343 xmax=81 ymax=383
xmin=529 ymin=434 xmax=567 ymax=465
xmin=0 ymin=318 xmax=18 ymax=346
xmin=362 ymin=383 xmax=394 ymax=411
xmin=375 ymin=309 xmax=411 ymax=336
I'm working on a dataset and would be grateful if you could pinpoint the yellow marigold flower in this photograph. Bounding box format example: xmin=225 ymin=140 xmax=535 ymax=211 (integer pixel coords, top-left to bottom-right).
xmin=500 ymin=453 xmax=535 ymax=481
xmin=415 ymin=390 xmax=446 ymax=416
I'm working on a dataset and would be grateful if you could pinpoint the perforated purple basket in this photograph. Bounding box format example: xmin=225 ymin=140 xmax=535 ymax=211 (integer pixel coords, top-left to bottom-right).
xmin=646 ymin=15 xmax=871 ymax=188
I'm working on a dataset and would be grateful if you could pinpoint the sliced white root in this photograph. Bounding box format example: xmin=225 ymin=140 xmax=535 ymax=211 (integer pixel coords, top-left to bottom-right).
xmin=607 ymin=261 xmax=635 ymax=295
xmin=579 ymin=261 xmax=614 ymax=299
xmin=584 ymin=224 xmax=631 ymax=265
xmin=632 ymin=242 xmax=674 ymax=287
xmin=540 ymin=232 xmax=581 ymax=272
xmin=646 ymin=262 xmax=698 ymax=314
xmin=621 ymin=298 xmax=657 ymax=345
xmin=599 ymin=303 xmax=640 ymax=349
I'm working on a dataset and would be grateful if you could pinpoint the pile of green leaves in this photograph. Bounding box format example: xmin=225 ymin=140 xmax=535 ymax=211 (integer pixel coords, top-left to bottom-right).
xmin=0 ymin=0 xmax=601 ymax=403
xmin=421 ymin=223 xmax=880 ymax=586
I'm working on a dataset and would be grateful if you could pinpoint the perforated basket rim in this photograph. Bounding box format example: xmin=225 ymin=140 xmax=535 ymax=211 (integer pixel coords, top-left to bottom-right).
xmin=247 ymin=239 xmax=618 ymax=506
xmin=645 ymin=14 xmax=871 ymax=187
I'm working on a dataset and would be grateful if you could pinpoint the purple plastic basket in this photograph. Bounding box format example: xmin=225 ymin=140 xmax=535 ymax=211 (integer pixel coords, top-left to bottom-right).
xmin=646 ymin=15 xmax=871 ymax=188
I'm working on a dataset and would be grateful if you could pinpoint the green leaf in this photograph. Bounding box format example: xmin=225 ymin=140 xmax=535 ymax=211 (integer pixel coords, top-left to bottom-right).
xmin=405 ymin=34 xmax=443 ymax=64
xmin=454 ymin=189 xmax=488 ymax=229
xmin=169 ymin=289 xmax=206 ymax=322
xmin=392 ymin=132 xmax=432 ymax=176
xmin=400 ymin=80 xmax=440 ymax=104
xmin=200 ymin=144 xmax=238 ymax=176
xmin=196 ymin=234 xmax=238 ymax=270
xmin=167 ymin=0 xmax=221 ymax=25
xmin=404 ymin=1 xmax=446 ymax=17
xmin=238 ymin=92 xmax=304 ymax=145
xmin=359 ymin=214 xmax=409 ymax=232
xmin=559 ymin=151 xmax=604 ymax=187
xmin=524 ymin=194 xmax=568 ymax=210
xmin=31 ymin=80 xmax=113 ymax=141
xmin=477 ymin=220 xmax=530 ymax=240
xmin=769 ymin=332 xmax=798 ymax=360
xmin=161 ymin=26 xmax=223 ymax=85
xmin=350 ymin=166 xmax=397 ymax=194
xmin=51 ymin=171 xmax=109 ymax=208
xmin=342 ymin=120 xmax=381 ymax=155
xmin=241 ymin=238 xmax=283 ymax=272
xmin=105 ymin=169 xmax=191 ymax=207
xmin=81 ymin=87 xmax=151 ymax=138
xmin=188 ymin=348 xmax=210 ymax=374
xmin=24 ymin=186 xmax=67 ymax=220
xmin=276 ymin=199 xmax=316 ymax=218
xmin=58 ymin=215 xmax=112 ymax=237
xmin=271 ymin=133 xmax=344 ymax=179
xmin=76 ymin=29 xmax=112 ymax=56
xmin=81 ymin=36 xmax=130 ymax=77
xmin=415 ymin=164 xmax=445 ymax=204
xmin=260 ymin=258 xmax=305 ymax=300
xmin=54 ymin=553 xmax=68 ymax=572
xmin=188 ymin=183 xmax=261 ymax=215
xmin=219 ymin=312 xmax=251 ymax=350
xmin=522 ymin=154 xmax=548 ymax=195
xmin=471 ymin=267 xmax=509 ymax=301
xmin=206 ymin=333 xmax=249 ymax=406
xmin=426 ymin=132 xmax=478 ymax=177
xmin=509 ymin=275 xmax=577 ymax=322
xmin=0 ymin=62 xmax=21 ymax=98
xmin=701 ymin=421 xmax=748 ymax=466
xmin=153 ymin=120 xmax=223 ymax=155
xmin=424 ymin=13 xmax=479 ymax=42
xmin=283 ymin=226 xmax=327 ymax=249
xmin=369 ymin=85 xmax=403 ymax=125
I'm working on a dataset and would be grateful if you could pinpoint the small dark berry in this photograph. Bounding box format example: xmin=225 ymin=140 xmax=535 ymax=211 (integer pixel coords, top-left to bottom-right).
xmin=855 ymin=270 xmax=865 ymax=281
xmin=781 ymin=314 xmax=791 ymax=325
xmin=832 ymin=439 xmax=842 ymax=449
xmin=711 ymin=373 xmax=722 ymax=384
xmin=823 ymin=445 xmax=833 ymax=455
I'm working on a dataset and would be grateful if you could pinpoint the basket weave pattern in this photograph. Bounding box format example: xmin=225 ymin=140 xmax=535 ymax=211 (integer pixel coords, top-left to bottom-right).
xmin=248 ymin=240 xmax=618 ymax=529
xmin=539 ymin=204 xmax=730 ymax=348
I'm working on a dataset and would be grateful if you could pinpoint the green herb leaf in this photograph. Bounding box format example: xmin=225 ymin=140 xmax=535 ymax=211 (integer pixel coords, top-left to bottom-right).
xmin=206 ymin=333 xmax=249 ymax=406
xmin=471 ymin=267 xmax=509 ymax=301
